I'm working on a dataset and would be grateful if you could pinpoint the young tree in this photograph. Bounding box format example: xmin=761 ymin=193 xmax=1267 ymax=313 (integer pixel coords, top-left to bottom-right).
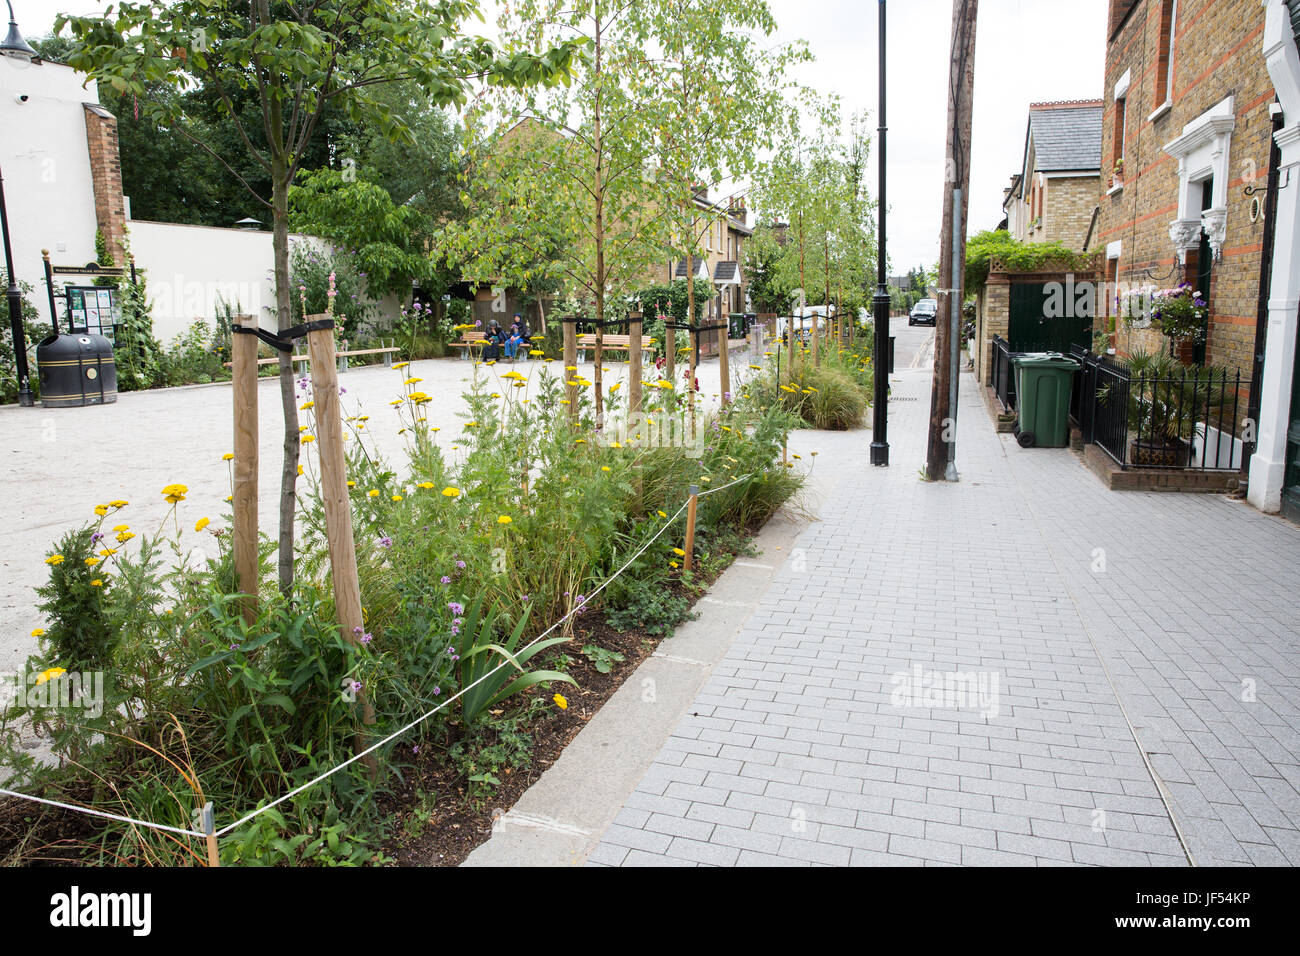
xmin=632 ymin=0 xmax=809 ymax=413
xmin=441 ymin=0 xmax=675 ymax=423
xmin=59 ymin=0 xmax=581 ymax=593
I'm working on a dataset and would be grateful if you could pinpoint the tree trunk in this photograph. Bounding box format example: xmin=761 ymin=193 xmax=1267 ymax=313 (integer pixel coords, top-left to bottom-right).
xmin=271 ymin=158 xmax=300 ymax=596
xmin=592 ymin=13 xmax=606 ymax=424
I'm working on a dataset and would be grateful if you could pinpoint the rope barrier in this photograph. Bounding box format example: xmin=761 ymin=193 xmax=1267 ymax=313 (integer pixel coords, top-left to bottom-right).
xmin=0 ymin=472 xmax=758 ymax=845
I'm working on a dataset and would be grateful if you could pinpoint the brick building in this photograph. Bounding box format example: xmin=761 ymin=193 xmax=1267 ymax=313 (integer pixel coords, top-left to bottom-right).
xmin=1002 ymin=101 xmax=1104 ymax=250
xmin=1095 ymin=0 xmax=1276 ymax=376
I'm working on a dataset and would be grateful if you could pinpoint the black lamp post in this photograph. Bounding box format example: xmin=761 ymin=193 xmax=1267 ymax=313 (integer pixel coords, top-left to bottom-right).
xmin=870 ymin=0 xmax=890 ymax=466
xmin=1 ymin=2 xmax=36 ymax=406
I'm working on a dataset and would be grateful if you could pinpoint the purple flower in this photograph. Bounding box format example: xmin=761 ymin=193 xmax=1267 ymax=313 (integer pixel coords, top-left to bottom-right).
xmin=350 ymin=680 xmax=363 ymax=694
xmin=433 ymin=687 xmax=441 ymax=696
xmin=455 ymin=560 xmax=466 ymax=570
xmin=413 ymin=744 xmax=420 ymax=754
xmin=360 ymin=632 xmax=373 ymax=645
xmin=522 ymin=594 xmax=531 ymax=602
xmin=451 ymin=627 xmax=460 ymax=636
xmin=448 ymin=601 xmax=464 ymax=615
xmin=91 ymin=532 xmax=104 ymax=543
xmin=353 ymin=626 xmax=363 ymax=635
xmin=454 ymin=617 xmax=463 ymax=626
xmin=378 ymin=536 xmax=392 ymax=548
xmin=440 ymin=575 xmax=452 ymax=584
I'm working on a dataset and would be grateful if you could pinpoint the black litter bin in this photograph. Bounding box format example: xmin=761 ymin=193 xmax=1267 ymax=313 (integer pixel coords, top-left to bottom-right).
xmin=37 ymin=332 xmax=117 ymax=407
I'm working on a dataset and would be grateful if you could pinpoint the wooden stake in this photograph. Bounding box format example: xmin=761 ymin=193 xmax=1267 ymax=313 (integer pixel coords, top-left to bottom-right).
xmin=305 ymin=321 xmax=378 ymax=775
xmin=628 ymin=310 xmax=643 ymax=415
xmin=562 ymin=317 xmax=579 ymax=422
xmin=201 ymin=801 xmax=219 ymax=868
xmin=683 ymin=484 xmax=699 ymax=572
xmin=661 ymin=300 xmax=675 ymax=388
xmin=231 ymin=318 xmax=259 ymax=625
xmin=718 ymin=315 xmax=731 ymax=407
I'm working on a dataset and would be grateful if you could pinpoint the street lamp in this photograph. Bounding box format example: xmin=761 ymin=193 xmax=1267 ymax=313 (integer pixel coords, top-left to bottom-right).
xmin=870 ymin=0 xmax=890 ymax=465
xmin=1 ymin=1 xmax=37 ymax=60
xmin=1 ymin=2 xmax=36 ymax=406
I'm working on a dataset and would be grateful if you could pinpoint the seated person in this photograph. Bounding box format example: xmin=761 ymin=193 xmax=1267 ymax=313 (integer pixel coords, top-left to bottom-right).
xmin=482 ymin=320 xmax=504 ymax=361
xmin=505 ymin=320 xmax=523 ymax=360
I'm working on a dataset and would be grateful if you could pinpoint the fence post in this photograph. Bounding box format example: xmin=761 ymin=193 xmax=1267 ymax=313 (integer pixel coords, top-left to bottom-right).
xmin=629 ymin=309 xmax=643 ymax=415
xmin=305 ymin=319 xmax=378 ymax=776
xmin=718 ymin=318 xmax=731 ymax=408
xmin=683 ymin=484 xmax=699 ymax=572
xmin=562 ymin=316 xmax=579 ymax=423
xmin=202 ymin=801 xmax=219 ymax=868
xmin=231 ymin=317 xmax=259 ymax=625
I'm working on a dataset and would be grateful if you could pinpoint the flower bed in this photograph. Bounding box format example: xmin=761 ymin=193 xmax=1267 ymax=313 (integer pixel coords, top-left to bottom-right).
xmin=0 ymin=358 xmax=800 ymax=865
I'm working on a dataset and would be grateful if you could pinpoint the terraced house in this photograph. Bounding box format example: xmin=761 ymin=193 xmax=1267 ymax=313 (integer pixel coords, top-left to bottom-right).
xmin=1088 ymin=0 xmax=1300 ymax=519
xmin=1002 ymin=100 xmax=1104 ymax=250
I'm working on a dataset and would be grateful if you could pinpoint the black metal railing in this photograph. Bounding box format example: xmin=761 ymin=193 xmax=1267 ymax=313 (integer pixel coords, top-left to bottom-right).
xmin=1069 ymin=351 xmax=1248 ymax=471
xmin=992 ymin=335 xmax=1017 ymax=412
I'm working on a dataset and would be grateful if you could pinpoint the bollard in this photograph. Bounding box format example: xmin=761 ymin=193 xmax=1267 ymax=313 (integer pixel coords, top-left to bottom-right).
xmin=562 ymin=317 xmax=579 ymax=422
xmin=202 ymin=801 xmax=219 ymax=867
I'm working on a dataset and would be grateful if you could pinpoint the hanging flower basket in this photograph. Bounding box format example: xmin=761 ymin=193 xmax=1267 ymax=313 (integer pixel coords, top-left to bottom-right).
xmin=1150 ymin=284 xmax=1208 ymax=345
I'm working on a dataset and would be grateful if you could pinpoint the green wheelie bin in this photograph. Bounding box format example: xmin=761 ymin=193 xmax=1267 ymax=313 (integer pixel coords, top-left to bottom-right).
xmin=1010 ymin=352 xmax=1080 ymax=448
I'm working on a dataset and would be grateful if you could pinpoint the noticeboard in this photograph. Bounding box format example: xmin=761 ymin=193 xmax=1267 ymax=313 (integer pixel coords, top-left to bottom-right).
xmin=65 ymin=286 xmax=122 ymax=338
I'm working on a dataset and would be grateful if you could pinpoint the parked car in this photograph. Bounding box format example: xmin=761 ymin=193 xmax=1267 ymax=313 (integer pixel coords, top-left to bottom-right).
xmin=909 ymin=298 xmax=938 ymax=326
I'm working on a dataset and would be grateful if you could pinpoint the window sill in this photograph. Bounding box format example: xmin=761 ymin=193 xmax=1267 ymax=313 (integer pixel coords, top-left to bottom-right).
xmin=1107 ymin=182 xmax=1124 ymax=197
xmin=1148 ymin=101 xmax=1173 ymax=123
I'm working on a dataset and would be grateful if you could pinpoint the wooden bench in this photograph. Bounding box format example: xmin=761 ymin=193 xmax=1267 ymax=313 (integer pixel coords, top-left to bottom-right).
xmin=448 ymin=330 xmax=487 ymax=359
xmin=577 ymin=333 xmax=654 ymax=365
xmin=224 ymin=341 xmax=401 ymax=374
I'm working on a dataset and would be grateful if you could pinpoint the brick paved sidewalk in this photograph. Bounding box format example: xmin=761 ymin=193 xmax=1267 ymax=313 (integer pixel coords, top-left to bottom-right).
xmin=588 ymin=367 xmax=1300 ymax=867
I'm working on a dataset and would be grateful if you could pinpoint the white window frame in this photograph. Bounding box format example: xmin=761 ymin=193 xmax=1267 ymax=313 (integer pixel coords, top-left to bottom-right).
xmin=1164 ymin=95 xmax=1235 ymax=262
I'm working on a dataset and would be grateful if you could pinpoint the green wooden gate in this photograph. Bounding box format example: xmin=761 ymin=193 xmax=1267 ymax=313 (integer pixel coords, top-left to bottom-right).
xmin=1007 ymin=281 xmax=1093 ymax=354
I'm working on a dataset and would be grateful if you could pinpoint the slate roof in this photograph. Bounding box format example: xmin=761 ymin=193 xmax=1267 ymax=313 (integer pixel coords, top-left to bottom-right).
xmin=674 ymin=258 xmax=711 ymax=280
xmin=714 ymin=261 xmax=742 ymax=285
xmin=1026 ymin=103 xmax=1103 ymax=174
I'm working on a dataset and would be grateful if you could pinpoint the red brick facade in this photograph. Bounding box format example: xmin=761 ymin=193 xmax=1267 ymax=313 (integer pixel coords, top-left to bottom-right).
xmin=1096 ymin=0 xmax=1275 ymax=375
xmin=83 ymin=103 xmax=127 ymax=265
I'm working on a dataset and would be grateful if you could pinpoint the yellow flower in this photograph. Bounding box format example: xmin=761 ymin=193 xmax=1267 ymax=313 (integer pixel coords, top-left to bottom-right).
xmin=657 ymin=510 xmax=668 ymax=518
xmin=391 ymin=494 xmax=403 ymax=502
xmin=601 ymin=466 xmax=611 ymax=472
xmin=195 ymin=517 xmax=211 ymax=532
xmin=297 ymin=464 xmax=304 ymax=476
xmin=109 ymin=499 xmax=128 ymax=508
xmin=403 ymin=377 xmax=423 ymax=386
xmin=497 ymin=515 xmax=512 ymax=524
xmin=300 ymin=400 xmax=315 ymax=410
xmin=441 ymin=487 xmax=461 ymax=498
xmin=30 ymin=628 xmax=45 ymax=638
xmin=574 ymin=438 xmax=587 ymax=444
xmin=392 ymin=361 xmax=410 ymax=370
xmin=112 ymin=524 xmax=129 ymax=533
xmin=367 ymin=489 xmax=380 ymax=498
xmin=672 ymin=547 xmax=686 ymax=557
xmin=347 ymin=480 xmax=356 ymax=488
xmin=669 ymin=560 xmax=679 ymax=569
xmin=45 ymin=555 xmax=64 ymax=566
xmin=224 ymin=495 xmax=233 ymax=503
xmin=90 ymin=579 xmax=104 ymax=588
xmin=85 ymin=557 xmax=101 ymax=566
xmin=161 ymin=483 xmax=188 ymax=503
xmin=553 ymin=693 xmax=568 ymax=710
xmin=99 ymin=548 xmax=118 ymax=557
xmin=301 ymin=434 xmax=316 ymax=444
xmin=93 ymin=504 xmax=108 ymax=516
xmin=529 ymin=349 xmax=544 ymax=356
xmin=222 ymin=453 xmax=234 ymax=461
xmin=34 ymin=667 xmax=66 ymax=686
xmin=417 ymin=482 xmax=435 ymax=490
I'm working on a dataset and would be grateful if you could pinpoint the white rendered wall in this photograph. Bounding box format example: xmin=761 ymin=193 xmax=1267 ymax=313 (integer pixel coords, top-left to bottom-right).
xmin=0 ymin=56 xmax=101 ymax=326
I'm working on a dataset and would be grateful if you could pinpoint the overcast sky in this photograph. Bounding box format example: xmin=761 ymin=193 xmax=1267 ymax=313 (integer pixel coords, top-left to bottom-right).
xmin=14 ymin=0 xmax=1107 ymax=272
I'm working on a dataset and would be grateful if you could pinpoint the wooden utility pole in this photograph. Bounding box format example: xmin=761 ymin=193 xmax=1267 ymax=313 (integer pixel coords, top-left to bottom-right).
xmin=926 ymin=0 xmax=978 ymax=482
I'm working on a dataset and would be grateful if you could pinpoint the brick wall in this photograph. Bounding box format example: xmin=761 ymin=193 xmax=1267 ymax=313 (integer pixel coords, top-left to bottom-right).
xmin=1045 ymin=175 xmax=1104 ymax=250
xmin=83 ymin=104 xmax=127 ymax=266
xmin=1095 ymin=0 xmax=1273 ymax=376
